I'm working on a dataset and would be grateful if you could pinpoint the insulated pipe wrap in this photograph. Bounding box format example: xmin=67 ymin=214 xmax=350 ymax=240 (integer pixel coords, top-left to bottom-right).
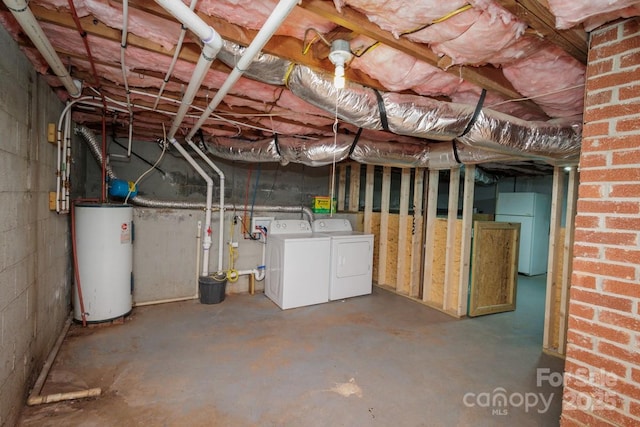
xmin=217 ymin=41 xmax=289 ymax=86
xmin=456 ymin=111 xmax=582 ymax=161
xmin=287 ymin=66 xmax=383 ymax=130
xmin=205 ymin=137 xmax=282 ymax=163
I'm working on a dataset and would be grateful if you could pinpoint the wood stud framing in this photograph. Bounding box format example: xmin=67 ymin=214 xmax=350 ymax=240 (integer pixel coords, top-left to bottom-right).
xmin=333 ymin=162 xmax=575 ymax=352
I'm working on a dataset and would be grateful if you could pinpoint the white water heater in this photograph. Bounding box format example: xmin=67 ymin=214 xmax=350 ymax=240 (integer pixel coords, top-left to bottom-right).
xmin=73 ymin=204 xmax=133 ymax=322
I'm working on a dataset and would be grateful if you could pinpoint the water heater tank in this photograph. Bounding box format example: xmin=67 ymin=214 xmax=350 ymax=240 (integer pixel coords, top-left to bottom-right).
xmin=73 ymin=204 xmax=133 ymax=322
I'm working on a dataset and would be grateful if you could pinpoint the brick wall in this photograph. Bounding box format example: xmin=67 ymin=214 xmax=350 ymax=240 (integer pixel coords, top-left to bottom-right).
xmin=561 ymin=18 xmax=640 ymax=427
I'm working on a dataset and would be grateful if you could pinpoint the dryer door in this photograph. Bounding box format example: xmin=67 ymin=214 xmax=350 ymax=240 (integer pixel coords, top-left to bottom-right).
xmin=335 ymin=240 xmax=371 ymax=278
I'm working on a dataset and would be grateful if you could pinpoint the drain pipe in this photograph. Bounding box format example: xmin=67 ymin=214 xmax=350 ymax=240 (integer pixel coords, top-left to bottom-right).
xmin=153 ymin=0 xmax=223 ymax=139
xmin=168 ymin=138 xmax=214 ymax=276
xmin=3 ymin=0 xmax=81 ymax=98
xmin=187 ymin=139 xmax=225 ymax=273
xmin=185 ymin=0 xmax=299 ymax=141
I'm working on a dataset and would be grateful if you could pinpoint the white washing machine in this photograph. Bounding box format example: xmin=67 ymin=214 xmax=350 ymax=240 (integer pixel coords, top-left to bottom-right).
xmin=265 ymin=219 xmax=331 ymax=309
xmin=312 ymin=218 xmax=373 ymax=301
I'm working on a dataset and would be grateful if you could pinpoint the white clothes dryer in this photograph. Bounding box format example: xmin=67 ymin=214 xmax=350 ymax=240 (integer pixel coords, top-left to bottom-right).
xmin=265 ymin=220 xmax=331 ymax=309
xmin=312 ymin=218 xmax=373 ymax=301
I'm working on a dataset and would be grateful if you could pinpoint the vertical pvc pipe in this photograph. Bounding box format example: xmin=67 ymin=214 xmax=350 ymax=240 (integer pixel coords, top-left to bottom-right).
xmin=169 ymin=138 xmax=213 ymax=276
xmin=187 ymin=139 xmax=225 ymax=273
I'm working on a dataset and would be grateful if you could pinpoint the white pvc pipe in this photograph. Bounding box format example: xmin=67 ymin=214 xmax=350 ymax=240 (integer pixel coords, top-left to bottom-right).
xmin=63 ymin=113 xmax=72 ymax=211
xmin=55 ymin=97 xmax=96 ymax=213
xmin=168 ymin=42 xmax=220 ymax=139
xmin=169 ymin=137 xmax=213 ymax=276
xmin=153 ymin=0 xmax=223 ymax=139
xmin=3 ymin=0 xmax=81 ymax=97
xmin=186 ymin=0 xmax=299 ymax=141
xmin=153 ymin=0 xmax=199 ymax=111
xmin=187 ymin=139 xmax=225 ymax=273
xmin=154 ymin=0 xmax=220 ymax=43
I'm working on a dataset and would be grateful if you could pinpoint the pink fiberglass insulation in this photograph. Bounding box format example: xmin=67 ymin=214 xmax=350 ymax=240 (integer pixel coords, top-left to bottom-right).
xmin=350 ymin=36 xmax=447 ymax=92
xmin=333 ymin=0 xmax=469 ymax=37
xmin=38 ymin=0 xmax=181 ymax=51
xmin=195 ymin=0 xmax=335 ymax=39
xmin=502 ymin=44 xmax=585 ymax=118
xmin=428 ymin=4 xmax=527 ymax=65
xmin=547 ymin=0 xmax=640 ymax=30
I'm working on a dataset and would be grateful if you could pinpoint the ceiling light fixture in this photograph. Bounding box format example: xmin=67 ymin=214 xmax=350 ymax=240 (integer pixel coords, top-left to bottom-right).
xmin=328 ymin=39 xmax=352 ymax=89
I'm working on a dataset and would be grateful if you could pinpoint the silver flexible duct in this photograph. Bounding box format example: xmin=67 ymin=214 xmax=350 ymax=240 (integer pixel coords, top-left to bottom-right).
xmin=75 ymin=125 xmax=315 ymax=221
xmin=216 ymin=42 xmax=581 ymax=165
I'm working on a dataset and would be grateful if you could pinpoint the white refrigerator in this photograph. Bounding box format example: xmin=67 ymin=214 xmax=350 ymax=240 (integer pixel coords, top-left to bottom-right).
xmin=495 ymin=192 xmax=551 ymax=276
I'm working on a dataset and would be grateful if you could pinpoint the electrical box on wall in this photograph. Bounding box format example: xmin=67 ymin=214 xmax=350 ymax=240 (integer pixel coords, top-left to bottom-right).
xmin=48 ymin=192 xmax=56 ymax=211
xmin=47 ymin=123 xmax=56 ymax=144
xmin=250 ymin=216 xmax=274 ymax=239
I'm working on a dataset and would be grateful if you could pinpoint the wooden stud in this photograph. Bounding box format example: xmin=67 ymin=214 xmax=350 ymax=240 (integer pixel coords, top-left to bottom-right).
xmin=443 ymin=167 xmax=461 ymax=312
xmin=363 ymin=164 xmax=375 ymax=234
xmin=396 ymin=169 xmax=411 ymax=294
xmin=422 ymin=169 xmax=439 ymax=303
xmin=337 ymin=164 xmax=347 ymax=212
xmin=543 ymin=166 xmax=564 ymax=351
xmin=458 ymin=165 xmax=475 ymax=317
xmin=558 ymin=167 xmax=579 ymax=355
xmin=410 ymin=168 xmax=425 ymax=298
xmin=348 ymin=164 xmax=361 ymax=212
xmin=377 ymin=167 xmax=391 ymax=285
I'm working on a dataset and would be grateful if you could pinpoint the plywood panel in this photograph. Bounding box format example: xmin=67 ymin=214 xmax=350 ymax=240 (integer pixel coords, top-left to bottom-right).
xmin=427 ymin=218 xmax=462 ymax=308
xmin=469 ymin=221 xmax=520 ymax=317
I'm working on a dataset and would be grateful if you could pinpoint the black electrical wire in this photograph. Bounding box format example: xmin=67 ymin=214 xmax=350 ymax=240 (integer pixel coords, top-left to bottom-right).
xmin=111 ymin=130 xmax=167 ymax=175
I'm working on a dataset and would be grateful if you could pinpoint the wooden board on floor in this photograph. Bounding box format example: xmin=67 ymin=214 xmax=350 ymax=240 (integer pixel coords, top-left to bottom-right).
xmin=468 ymin=221 xmax=520 ymax=317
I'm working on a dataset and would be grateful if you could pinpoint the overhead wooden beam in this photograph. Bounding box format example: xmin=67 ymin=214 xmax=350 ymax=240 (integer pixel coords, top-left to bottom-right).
xmin=495 ymin=0 xmax=587 ymax=63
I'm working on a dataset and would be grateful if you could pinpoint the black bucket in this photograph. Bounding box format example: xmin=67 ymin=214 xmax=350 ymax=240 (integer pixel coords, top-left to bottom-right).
xmin=199 ymin=273 xmax=227 ymax=304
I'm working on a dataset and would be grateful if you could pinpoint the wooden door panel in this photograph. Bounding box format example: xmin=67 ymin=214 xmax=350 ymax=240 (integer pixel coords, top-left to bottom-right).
xmin=468 ymin=221 xmax=520 ymax=317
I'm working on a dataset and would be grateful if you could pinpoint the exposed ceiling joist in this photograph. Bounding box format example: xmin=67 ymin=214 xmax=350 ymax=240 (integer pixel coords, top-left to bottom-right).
xmin=298 ymin=0 xmax=543 ymax=110
xmin=495 ymin=0 xmax=588 ymax=63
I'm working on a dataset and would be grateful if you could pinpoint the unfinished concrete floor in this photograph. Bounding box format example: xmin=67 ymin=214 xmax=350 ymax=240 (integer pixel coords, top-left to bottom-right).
xmin=18 ymin=275 xmax=564 ymax=426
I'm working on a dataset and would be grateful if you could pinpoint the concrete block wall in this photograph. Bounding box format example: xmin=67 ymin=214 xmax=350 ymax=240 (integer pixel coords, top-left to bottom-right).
xmin=561 ymin=18 xmax=640 ymax=427
xmin=0 ymin=26 xmax=70 ymax=426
